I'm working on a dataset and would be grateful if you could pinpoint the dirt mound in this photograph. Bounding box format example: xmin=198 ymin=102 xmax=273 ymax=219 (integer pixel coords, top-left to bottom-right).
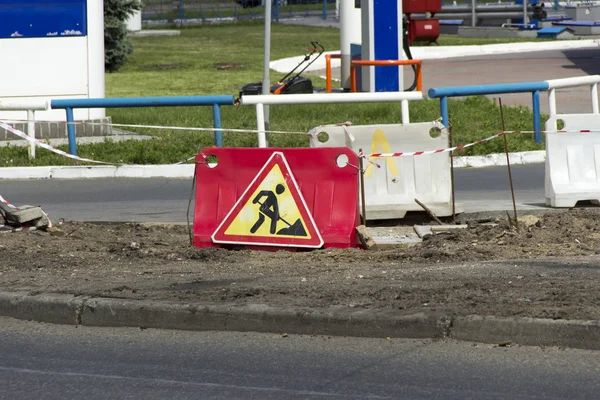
xmin=2 ymin=209 xmax=600 ymax=268
xmin=2 ymin=209 xmax=600 ymax=320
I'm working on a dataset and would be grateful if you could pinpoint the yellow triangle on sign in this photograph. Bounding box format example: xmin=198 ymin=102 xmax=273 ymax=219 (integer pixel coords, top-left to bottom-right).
xmin=224 ymin=163 xmax=311 ymax=238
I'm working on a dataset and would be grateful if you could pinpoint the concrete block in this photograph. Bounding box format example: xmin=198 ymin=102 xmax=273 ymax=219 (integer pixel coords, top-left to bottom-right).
xmin=414 ymin=224 xmax=468 ymax=238
xmin=356 ymin=225 xmax=377 ymax=250
xmin=431 ymin=224 xmax=468 ymax=232
xmin=4 ymin=205 xmax=44 ymax=224
xmin=414 ymin=225 xmax=433 ymax=238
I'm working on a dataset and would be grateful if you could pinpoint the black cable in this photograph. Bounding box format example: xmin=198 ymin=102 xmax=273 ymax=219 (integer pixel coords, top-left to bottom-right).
xmin=402 ymin=15 xmax=418 ymax=92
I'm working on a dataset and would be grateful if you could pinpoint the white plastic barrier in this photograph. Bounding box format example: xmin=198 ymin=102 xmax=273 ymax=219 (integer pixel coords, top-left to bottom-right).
xmin=545 ymin=114 xmax=600 ymax=207
xmin=309 ymin=121 xmax=461 ymax=220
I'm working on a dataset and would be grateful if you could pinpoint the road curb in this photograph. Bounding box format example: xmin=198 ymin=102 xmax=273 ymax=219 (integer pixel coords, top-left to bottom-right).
xmin=1 ymin=291 xmax=599 ymax=349
xmin=452 ymin=315 xmax=600 ymax=350
xmin=0 ymin=151 xmax=545 ymax=180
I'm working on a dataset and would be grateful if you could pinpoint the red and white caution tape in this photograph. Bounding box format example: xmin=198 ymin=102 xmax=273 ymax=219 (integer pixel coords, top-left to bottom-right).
xmin=0 ymin=121 xmax=115 ymax=165
xmin=1 ymin=119 xmax=313 ymax=136
xmin=4 ymin=117 xmax=600 ymax=137
xmin=0 ymin=225 xmax=38 ymax=234
xmin=0 ymin=193 xmax=18 ymax=210
xmin=361 ymin=131 xmax=511 ymax=158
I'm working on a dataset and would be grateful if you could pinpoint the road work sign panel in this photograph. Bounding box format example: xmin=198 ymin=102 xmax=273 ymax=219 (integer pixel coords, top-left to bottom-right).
xmin=212 ymin=152 xmax=323 ymax=248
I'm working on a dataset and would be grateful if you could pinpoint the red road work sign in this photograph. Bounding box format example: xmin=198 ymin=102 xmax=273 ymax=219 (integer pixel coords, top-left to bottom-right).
xmin=212 ymin=152 xmax=323 ymax=248
xmin=193 ymin=147 xmax=362 ymax=251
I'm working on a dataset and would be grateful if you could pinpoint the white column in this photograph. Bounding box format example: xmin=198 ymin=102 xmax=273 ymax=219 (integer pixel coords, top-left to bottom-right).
xmin=87 ymin=0 xmax=106 ymax=120
xmin=360 ymin=0 xmax=374 ymax=92
xmin=340 ymin=0 xmax=362 ymax=90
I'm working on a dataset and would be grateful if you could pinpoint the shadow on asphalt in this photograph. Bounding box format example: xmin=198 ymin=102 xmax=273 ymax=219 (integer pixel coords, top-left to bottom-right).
xmin=562 ymin=48 xmax=600 ymax=75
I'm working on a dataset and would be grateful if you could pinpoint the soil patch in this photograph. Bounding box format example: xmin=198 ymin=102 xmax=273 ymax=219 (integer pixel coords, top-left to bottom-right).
xmin=2 ymin=209 xmax=600 ymax=320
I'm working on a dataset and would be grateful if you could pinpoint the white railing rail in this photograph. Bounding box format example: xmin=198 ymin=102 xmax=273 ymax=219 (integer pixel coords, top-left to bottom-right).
xmin=0 ymin=100 xmax=49 ymax=159
xmin=546 ymin=75 xmax=600 ymax=117
xmin=240 ymin=92 xmax=424 ymax=147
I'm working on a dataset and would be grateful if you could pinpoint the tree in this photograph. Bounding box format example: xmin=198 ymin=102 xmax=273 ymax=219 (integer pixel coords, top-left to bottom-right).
xmin=104 ymin=0 xmax=143 ymax=72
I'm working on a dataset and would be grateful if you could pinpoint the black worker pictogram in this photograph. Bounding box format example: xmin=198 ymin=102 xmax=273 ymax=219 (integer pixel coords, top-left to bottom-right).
xmin=249 ymin=183 xmax=307 ymax=237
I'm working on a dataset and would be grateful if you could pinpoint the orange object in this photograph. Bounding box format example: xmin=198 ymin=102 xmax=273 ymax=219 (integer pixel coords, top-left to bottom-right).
xmin=325 ymin=53 xmax=341 ymax=93
xmin=350 ymin=59 xmax=423 ymax=93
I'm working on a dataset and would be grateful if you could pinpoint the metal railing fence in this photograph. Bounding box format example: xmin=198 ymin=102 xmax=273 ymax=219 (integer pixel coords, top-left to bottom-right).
xmin=141 ymin=0 xmax=338 ymax=27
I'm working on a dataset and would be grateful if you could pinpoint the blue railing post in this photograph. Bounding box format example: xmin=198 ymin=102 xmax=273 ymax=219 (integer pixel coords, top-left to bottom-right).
xmin=178 ymin=0 xmax=184 ymax=27
xmin=65 ymin=107 xmax=77 ymax=155
xmin=440 ymin=96 xmax=449 ymax=128
xmin=212 ymin=104 xmax=223 ymax=147
xmin=532 ymin=90 xmax=542 ymax=144
xmin=322 ymin=0 xmax=327 ymax=20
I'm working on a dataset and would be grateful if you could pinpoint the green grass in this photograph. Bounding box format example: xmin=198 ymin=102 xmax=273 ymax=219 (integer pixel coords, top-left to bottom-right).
xmin=1 ymin=22 xmax=546 ymax=167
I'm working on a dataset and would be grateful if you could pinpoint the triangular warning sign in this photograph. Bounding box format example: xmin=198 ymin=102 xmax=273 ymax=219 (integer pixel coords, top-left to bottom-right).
xmin=212 ymin=152 xmax=323 ymax=248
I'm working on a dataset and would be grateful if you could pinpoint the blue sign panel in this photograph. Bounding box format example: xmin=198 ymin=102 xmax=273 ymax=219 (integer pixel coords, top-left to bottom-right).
xmin=373 ymin=0 xmax=400 ymax=92
xmin=0 ymin=0 xmax=87 ymax=39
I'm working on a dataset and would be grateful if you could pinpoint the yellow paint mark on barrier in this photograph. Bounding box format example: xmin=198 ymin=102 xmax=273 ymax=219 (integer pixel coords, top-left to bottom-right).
xmin=365 ymin=129 xmax=398 ymax=178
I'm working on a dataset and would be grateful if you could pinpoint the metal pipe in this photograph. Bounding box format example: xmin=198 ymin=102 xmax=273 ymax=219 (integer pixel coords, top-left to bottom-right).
xmin=401 ymin=100 xmax=410 ymax=124
xmin=178 ymin=0 xmax=184 ymax=27
xmin=533 ymin=90 xmax=542 ymax=144
xmin=441 ymin=4 xmax=532 ymax=12
xmin=256 ymin=103 xmax=267 ymax=148
xmin=241 ymin=91 xmax=423 ymax=106
xmin=471 ymin=0 xmax=476 ymax=27
xmin=66 ymin=107 xmax=77 ymax=156
xmin=262 ymin=0 xmax=272 ymax=137
xmin=592 ymin=83 xmax=599 ymax=114
xmin=212 ymin=104 xmax=222 ymax=147
xmin=418 ymin=12 xmax=532 ymax=19
xmin=27 ymin=110 xmax=35 ymax=159
xmin=350 ymin=59 xmax=423 ymax=93
xmin=0 ymin=100 xmax=48 ymax=111
xmin=440 ymin=96 xmax=449 ymax=129
xmin=359 ymin=149 xmax=367 ymax=226
xmin=546 ymin=75 xmax=600 ymax=89
xmin=523 ymin=0 xmax=528 ymax=25
xmin=548 ymin=88 xmax=557 ymax=117
xmin=51 ymin=96 xmax=235 ymax=109
xmin=428 ymin=81 xmax=549 ymax=98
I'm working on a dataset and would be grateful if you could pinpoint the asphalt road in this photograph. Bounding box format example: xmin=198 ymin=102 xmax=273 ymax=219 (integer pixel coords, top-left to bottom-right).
xmin=0 ymin=163 xmax=546 ymax=223
xmin=1 ymin=317 xmax=600 ymax=400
